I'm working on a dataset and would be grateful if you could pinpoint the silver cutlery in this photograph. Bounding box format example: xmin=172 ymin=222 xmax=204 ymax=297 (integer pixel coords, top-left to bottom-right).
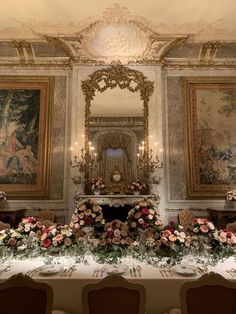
xmin=129 ymin=268 xmax=133 ymax=277
xmin=132 ymin=267 xmax=137 ymax=277
xmin=0 ymin=265 xmax=10 ymax=275
xmin=226 ymin=269 xmax=236 ymax=278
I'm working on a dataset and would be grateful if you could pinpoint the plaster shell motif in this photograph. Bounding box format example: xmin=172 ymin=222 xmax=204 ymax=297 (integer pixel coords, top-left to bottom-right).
xmin=66 ymin=4 xmax=186 ymax=64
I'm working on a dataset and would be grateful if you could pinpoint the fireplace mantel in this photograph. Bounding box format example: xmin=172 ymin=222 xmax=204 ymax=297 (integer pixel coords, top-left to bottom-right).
xmin=74 ymin=194 xmax=159 ymax=207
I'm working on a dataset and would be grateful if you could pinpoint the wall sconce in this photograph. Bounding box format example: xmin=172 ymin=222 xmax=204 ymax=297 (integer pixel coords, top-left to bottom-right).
xmin=137 ymin=147 xmax=163 ymax=173
xmin=70 ymin=147 xmax=97 ymax=184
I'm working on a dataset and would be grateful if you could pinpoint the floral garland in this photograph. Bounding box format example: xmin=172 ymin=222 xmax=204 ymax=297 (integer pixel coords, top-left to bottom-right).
xmin=70 ymin=199 xmax=105 ymax=230
xmin=127 ymin=198 xmax=163 ymax=239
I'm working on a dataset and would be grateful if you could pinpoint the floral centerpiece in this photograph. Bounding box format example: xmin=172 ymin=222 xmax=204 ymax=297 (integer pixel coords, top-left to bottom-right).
xmin=128 ymin=179 xmax=145 ymax=194
xmin=70 ymin=199 xmax=105 ymax=231
xmin=127 ymin=199 xmax=163 ymax=239
xmin=192 ymin=218 xmax=215 ymax=236
xmin=191 ymin=218 xmax=216 ymax=251
xmin=157 ymin=221 xmax=192 ymax=256
xmin=93 ymin=219 xmax=133 ymax=263
xmin=210 ymin=229 xmax=236 ymax=257
xmin=225 ymin=190 xmax=236 ymax=201
xmin=0 ymin=228 xmax=26 ymax=251
xmin=17 ymin=217 xmax=45 ymax=237
xmin=40 ymin=224 xmax=76 ymax=251
xmin=90 ymin=178 xmax=106 ymax=194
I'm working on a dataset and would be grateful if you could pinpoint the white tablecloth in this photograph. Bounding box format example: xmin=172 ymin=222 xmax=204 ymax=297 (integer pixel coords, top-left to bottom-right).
xmin=0 ymin=257 xmax=235 ymax=314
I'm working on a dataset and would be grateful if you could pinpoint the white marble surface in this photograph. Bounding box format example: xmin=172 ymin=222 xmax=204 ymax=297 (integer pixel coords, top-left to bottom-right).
xmin=0 ymin=256 xmax=235 ymax=314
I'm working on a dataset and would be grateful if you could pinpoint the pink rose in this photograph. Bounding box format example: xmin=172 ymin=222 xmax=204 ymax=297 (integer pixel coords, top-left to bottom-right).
xmin=134 ymin=212 xmax=142 ymax=219
xmin=64 ymin=237 xmax=72 ymax=246
xmin=112 ymin=237 xmax=121 ymax=245
xmin=126 ymin=237 xmax=133 ymax=245
xmin=8 ymin=238 xmax=17 ymax=247
xmin=131 ymin=222 xmax=137 ymax=228
xmin=200 ymin=225 xmax=209 ymax=233
xmin=169 ymin=234 xmax=177 ymax=242
xmin=72 ymin=214 xmax=79 ymax=223
xmin=41 ymin=232 xmax=48 ymax=241
xmin=162 ymin=230 xmax=171 ymax=238
xmin=114 ymin=229 xmax=121 ymax=237
xmin=53 ymin=234 xmax=63 ymax=242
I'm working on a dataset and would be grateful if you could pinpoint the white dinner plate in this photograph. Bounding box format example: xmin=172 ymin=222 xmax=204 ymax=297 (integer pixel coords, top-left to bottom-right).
xmin=37 ymin=264 xmax=63 ymax=276
xmin=105 ymin=265 xmax=128 ymax=275
xmin=172 ymin=265 xmax=197 ymax=276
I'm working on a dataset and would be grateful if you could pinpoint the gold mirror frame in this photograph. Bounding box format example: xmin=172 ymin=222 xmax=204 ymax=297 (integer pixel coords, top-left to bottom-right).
xmin=81 ymin=64 xmax=154 ymax=182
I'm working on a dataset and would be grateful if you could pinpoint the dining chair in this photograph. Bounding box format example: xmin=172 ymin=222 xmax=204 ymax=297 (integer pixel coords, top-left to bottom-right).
xmin=180 ymin=272 xmax=236 ymax=314
xmin=0 ymin=220 xmax=10 ymax=231
xmin=178 ymin=209 xmax=193 ymax=232
xmin=163 ymin=308 xmax=181 ymax=314
xmin=38 ymin=210 xmax=55 ymax=226
xmin=0 ymin=273 xmax=53 ymax=314
xmin=82 ymin=274 xmax=146 ymax=314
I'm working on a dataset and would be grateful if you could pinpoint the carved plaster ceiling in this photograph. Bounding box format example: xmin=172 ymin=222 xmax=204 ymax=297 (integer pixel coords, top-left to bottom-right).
xmin=0 ymin=1 xmax=235 ymax=67
xmin=1 ymin=0 xmax=235 ymax=41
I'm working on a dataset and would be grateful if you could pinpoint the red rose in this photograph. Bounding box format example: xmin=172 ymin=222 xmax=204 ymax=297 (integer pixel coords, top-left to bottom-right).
xmin=42 ymin=239 xmax=52 ymax=248
xmin=84 ymin=216 xmax=92 ymax=225
xmin=141 ymin=208 xmax=149 ymax=216
xmin=226 ymin=232 xmax=232 ymax=238
xmin=166 ymin=227 xmax=175 ymax=233
xmin=142 ymin=222 xmax=148 ymax=229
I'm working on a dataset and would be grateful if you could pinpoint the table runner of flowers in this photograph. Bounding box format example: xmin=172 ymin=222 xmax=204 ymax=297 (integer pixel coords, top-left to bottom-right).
xmin=0 ymin=198 xmax=236 ymax=265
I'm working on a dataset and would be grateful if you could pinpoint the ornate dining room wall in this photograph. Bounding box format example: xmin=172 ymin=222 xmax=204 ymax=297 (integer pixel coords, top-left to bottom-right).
xmin=0 ymin=4 xmax=236 ymax=224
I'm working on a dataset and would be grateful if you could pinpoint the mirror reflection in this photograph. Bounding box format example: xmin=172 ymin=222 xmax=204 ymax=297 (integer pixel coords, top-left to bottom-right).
xmin=88 ymin=87 xmax=144 ymax=194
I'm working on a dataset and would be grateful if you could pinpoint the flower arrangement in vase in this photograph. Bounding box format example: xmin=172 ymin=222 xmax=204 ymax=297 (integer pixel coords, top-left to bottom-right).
xmin=70 ymin=199 xmax=105 ymax=231
xmin=128 ymin=179 xmax=145 ymax=195
xmin=0 ymin=191 xmax=7 ymax=201
xmin=98 ymin=219 xmax=133 ymax=248
xmin=90 ymin=178 xmax=106 ymax=195
xmin=225 ymin=190 xmax=236 ymax=209
xmin=127 ymin=199 xmax=163 ymax=240
xmin=192 ymin=218 xmax=215 ymax=236
xmin=0 ymin=191 xmax=8 ymax=209
xmin=157 ymin=221 xmax=191 ymax=255
xmin=225 ymin=190 xmax=236 ymax=201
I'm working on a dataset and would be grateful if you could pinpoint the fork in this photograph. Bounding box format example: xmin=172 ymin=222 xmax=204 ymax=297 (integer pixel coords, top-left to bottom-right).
xmin=136 ymin=265 xmax=142 ymax=277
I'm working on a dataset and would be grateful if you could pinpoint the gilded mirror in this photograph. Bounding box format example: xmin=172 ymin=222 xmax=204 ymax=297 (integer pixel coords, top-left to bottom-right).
xmin=82 ymin=65 xmax=154 ymax=194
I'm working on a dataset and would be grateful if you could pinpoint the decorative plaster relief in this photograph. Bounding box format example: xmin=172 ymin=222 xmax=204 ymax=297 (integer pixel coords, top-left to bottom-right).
xmin=63 ymin=4 xmax=187 ymax=65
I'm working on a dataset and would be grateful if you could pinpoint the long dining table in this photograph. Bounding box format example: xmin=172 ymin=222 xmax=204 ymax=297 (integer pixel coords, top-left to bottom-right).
xmin=0 ymin=256 xmax=235 ymax=314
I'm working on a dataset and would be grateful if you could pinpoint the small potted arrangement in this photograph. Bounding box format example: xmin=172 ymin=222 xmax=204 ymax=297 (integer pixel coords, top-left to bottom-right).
xmin=225 ymin=190 xmax=236 ymax=209
xmin=128 ymin=179 xmax=145 ymax=195
xmin=0 ymin=191 xmax=8 ymax=209
xmin=90 ymin=178 xmax=106 ymax=195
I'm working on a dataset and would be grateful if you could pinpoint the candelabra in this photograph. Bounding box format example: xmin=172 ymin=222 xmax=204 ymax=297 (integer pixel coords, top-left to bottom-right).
xmin=137 ymin=148 xmax=163 ymax=173
xmin=70 ymin=147 xmax=96 ymax=184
